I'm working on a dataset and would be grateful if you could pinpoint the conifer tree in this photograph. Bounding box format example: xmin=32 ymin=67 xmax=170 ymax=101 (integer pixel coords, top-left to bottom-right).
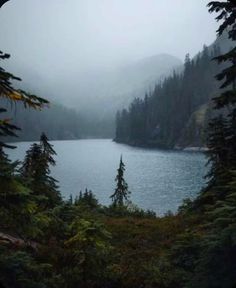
xmin=0 ymin=145 xmax=47 ymax=239
xmin=206 ymin=116 xmax=230 ymax=186
xmin=202 ymin=0 xmax=236 ymax=202
xmin=0 ymin=145 xmax=17 ymax=177
xmin=40 ymin=132 xmax=56 ymax=165
xmin=20 ymin=133 xmax=61 ymax=208
xmin=40 ymin=132 xmax=61 ymax=206
xmin=110 ymin=156 xmax=130 ymax=206
xmin=189 ymin=4 xmax=236 ymax=286
xmin=208 ymin=1 xmax=236 ymax=165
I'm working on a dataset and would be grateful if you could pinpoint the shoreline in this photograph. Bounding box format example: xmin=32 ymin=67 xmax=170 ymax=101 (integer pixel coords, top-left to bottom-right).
xmin=113 ymin=139 xmax=207 ymax=152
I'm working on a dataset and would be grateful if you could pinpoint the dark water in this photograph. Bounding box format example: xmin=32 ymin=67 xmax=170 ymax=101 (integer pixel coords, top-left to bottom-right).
xmin=9 ymin=139 xmax=207 ymax=215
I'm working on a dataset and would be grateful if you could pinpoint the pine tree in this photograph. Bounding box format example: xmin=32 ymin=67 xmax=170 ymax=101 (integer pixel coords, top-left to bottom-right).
xmin=0 ymin=145 xmax=47 ymax=239
xmin=40 ymin=132 xmax=61 ymax=206
xmin=74 ymin=189 xmax=98 ymax=208
xmin=206 ymin=116 xmax=230 ymax=185
xmin=110 ymin=156 xmax=130 ymax=206
xmin=189 ymin=3 xmax=236 ymax=286
xmin=0 ymin=145 xmax=18 ymax=178
xmin=193 ymin=1 xmax=236 ymax=208
xmin=20 ymin=133 xmax=61 ymax=209
xmin=196 ymin=115 xmax=231 ymax=207
xmin=40 ymin=132 xmax=56 ymax=165
xmin=203 ymin=0 xmax=236 ymax=199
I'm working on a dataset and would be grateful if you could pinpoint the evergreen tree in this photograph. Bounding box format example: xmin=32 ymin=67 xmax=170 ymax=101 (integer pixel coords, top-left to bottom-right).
xmin=187 ymin=3 xmax=236 ymax=287
xmin=40 ymin=132 xmax=57 ymax=166
xmin=208 ymin=0 xmax=236 ymax=171
xmin=202 ymin=0 xmax=236 ymax=202
xmin=206 ymin=115 xmax=230 ymax=187
xmin=0 ymin=145 xmax=49 ymax=240
xmin=195 ymin=115 xmax=231 ymax=208
xmin=20 ymin=133 xmax=61 ymax=208
xmin=75 ymin=189 xmax=98 ymax=208
xmin=110 ymin=156 xmax=130 ymax=206
xmin=0 ymin=146 xmax=24 ymax=233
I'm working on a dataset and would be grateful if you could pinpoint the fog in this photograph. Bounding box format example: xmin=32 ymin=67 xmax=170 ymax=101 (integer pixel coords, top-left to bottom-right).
xmin=0 ymin=0 xmax=219 ymax=116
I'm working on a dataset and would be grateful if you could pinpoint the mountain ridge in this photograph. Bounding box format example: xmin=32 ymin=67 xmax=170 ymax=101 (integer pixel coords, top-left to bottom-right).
xmin=1 ymin=52 xmax=182 ymax=139
xmin=115 ymin=33 xmax=233 ymax=149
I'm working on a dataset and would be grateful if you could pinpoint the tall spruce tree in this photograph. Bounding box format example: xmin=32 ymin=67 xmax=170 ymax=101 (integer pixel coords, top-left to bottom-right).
xmin=40 ymin=132 xmax=61 ymax=207
xmin=110 ymin=156 xmax=130 ymax=206
xmin=201 ymin=0 xmax=236 ymax=202
xmin=0 ymin=145 xmax=48 ymax=239
xmin=188 ymin=3 xmax=236 ymax=286
xmin=40 ymin=132 xmax=57 ymax=166
xmin=193 ymin=2 xmax=236 ymax=208
xmin=20 ymin=133 xmax=61 ymax=208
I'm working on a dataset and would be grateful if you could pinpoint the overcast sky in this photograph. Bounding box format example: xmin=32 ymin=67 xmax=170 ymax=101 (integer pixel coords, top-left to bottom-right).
xmin=0 ymin=0 xmax=218 ymax=75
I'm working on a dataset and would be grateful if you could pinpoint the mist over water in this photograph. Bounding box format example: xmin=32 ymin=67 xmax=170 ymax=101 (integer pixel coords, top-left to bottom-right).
xmin=10 ymin=139 xmax=207 ymax=215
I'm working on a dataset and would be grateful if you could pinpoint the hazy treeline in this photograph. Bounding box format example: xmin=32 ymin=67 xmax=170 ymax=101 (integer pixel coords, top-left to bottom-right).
xmin=1 ymin=101 xmax=115 ymax=142
xmin=1 ymin=102 xmax=82 ymax=141
xmin=115 ymin=43 xmax=224 ymax=148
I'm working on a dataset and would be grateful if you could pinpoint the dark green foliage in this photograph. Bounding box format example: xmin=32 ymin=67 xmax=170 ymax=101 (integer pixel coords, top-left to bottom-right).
xmin=180 ymin=2 xmax=236 ymax=287
xmin=208 ymin=1 xmax=236 ymax=108
xmin=20 ymin=133 xmax=61 ymax=209
xmin=40 ymin=133 xmax=57 ymax=166
xmin=115 ymin=45 xmax=222 ymax=148
xmin=74 ymin=189 xmax=99 ymax=209
xmin=0 ymin=146 xmax=50 ymax=240
xmin=110 ymin=156 xmax=131 ymax=207
xmin=0 ymin=248 xmax=50 ymax=288
xmin=199 ymin=0 xmax=236 ymax=205
xmin=0 ymin=146 xmax=29 ymax=233
xmin=208 ymin=1 xmax=236 ymax=41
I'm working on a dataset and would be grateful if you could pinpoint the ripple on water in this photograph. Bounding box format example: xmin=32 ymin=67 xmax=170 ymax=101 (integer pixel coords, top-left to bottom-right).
xmin=9 ymin=139 xmax=208 ymax=215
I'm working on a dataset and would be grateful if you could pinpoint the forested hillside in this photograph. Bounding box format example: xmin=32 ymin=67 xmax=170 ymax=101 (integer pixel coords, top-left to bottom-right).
xmin=1 ymin=93 xmax=115 ymax=142
xmin=115 ymin=35 xmax=232 ymax=149
xmin=2 ymin=52 xmax=181 ymax=139
xmin=4 ymin=103 xmax=115 ymax=142
xmin=2 ymin=102 xmax=83 ymax=141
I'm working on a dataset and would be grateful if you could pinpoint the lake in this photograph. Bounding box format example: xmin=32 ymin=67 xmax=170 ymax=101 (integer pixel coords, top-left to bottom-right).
xmin=9 ymin=139 xmax=208 ymax=215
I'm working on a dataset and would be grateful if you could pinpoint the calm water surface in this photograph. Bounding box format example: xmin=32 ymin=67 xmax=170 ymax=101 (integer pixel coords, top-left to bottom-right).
xmin=10 ymin=139 xmax=207 ymax=215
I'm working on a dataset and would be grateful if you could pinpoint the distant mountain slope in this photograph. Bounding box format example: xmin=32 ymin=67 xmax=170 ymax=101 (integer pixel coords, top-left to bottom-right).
xmin=101 ymin=54 xmax=182 ymax=113
xmin=2 ymin=102 xmax=83 ymax=142
xmin=2 ymin=53 xmax=182 ymax=139
xmin=115 ymin=34 xmax=233 ymax=149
